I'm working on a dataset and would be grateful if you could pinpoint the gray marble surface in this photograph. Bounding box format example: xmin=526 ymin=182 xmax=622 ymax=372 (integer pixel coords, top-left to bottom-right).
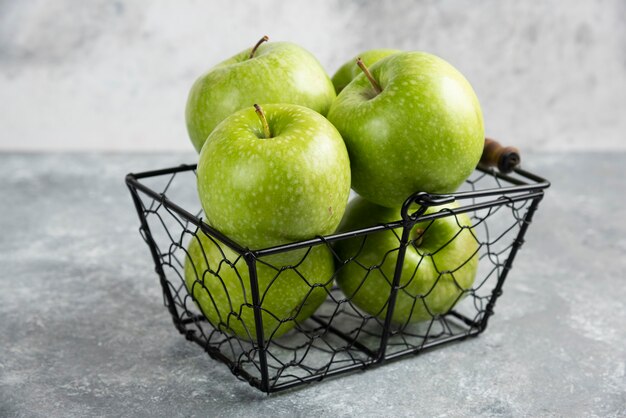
xmin=0 ymin=152 xmax=624 ymax=417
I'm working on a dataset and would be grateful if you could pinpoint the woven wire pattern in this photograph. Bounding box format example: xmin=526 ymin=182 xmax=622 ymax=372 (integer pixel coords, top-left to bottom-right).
xmin=128 ymin=165 xmax=543 ymax=392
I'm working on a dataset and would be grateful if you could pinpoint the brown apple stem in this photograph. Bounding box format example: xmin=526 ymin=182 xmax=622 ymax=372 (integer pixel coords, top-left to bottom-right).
xmin=413 ymin=228 xmax=425 ymax=246
xmin=356 ymin=57 xmax=382 ymax=94
xmin=254 ymin=104 xmax=271 ymax=138
xmin=249 ymin=35 xmax=269 ymax=59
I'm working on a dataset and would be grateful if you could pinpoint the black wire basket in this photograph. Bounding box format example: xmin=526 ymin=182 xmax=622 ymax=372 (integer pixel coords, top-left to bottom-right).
xmin=125 ymin=139 xmax=549 ymax=393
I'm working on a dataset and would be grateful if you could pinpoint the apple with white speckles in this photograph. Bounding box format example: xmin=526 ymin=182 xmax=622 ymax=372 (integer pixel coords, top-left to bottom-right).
xmin=197 ymin=103 xmax=351 ymax=251
xmin=186 ymin=36 xmax=336 ymax=153
xmin=334 ymin=196 xmax=479 ymax=324
xmin=331 ymin=49 xmax=401 ymax=94
xmin=327 ymin=52 xmax=485 ymax=208
xmin=184 ymin=232 xmax=334 ymax=340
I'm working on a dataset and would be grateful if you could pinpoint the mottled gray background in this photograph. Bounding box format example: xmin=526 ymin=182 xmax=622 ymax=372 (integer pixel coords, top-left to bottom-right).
xmin=1 ymin=0 xmax=625 ymax=151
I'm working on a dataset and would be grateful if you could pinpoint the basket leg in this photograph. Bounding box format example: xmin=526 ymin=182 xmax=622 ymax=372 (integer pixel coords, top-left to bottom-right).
xmin=478 ymin=195 xmax=543 ymax=332
xmin=245 ymin=253 xmax=270 ymax=393
xmin=126 ymin=180 xmax=184 ymax=333
xmin=376 ymin=223 xmax=413 ymax=362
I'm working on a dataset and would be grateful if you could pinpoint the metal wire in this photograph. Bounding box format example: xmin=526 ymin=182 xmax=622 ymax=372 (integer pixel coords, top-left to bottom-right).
xmin=126 ymin=164 xmax=549 ymax=393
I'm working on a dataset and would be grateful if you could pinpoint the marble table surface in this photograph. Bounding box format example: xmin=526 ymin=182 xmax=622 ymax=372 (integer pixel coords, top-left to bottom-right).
xmin=1 ymin=152 xmax=624 ymax=417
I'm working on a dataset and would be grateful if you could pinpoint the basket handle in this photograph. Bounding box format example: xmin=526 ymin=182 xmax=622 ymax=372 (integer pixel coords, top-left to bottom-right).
xmin=480 ymin=138 xmax=521 ymax=173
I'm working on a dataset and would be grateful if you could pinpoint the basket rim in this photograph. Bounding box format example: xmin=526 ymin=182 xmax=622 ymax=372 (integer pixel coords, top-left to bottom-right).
xmin=125 ymin=163 xmax=549 ymax=258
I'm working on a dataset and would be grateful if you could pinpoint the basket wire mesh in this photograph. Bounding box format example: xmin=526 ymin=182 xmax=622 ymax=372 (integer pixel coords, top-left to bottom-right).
xmin=126 ymin=162 xmax=548 ymax=393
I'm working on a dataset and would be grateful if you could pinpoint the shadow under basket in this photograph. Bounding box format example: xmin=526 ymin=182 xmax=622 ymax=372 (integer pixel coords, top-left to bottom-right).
xmin=125 ymin=157 xmax=549 ymax=393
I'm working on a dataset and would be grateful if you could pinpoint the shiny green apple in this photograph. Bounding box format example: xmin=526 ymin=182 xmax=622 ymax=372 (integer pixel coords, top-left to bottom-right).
xmin=331 ymin=49 xmax=401 ymax=94
xmin=184 ymin=232 xmax=334 ymax=340
xmin=327 ymin=51 xmax=485 ymax=208
xmin=333 ymin=196 xmax=479 ymax=325
xmin=197 ymin=103 xmax=351 ymax=251
xmin=186 ymin=37 xmax=336 ymax=152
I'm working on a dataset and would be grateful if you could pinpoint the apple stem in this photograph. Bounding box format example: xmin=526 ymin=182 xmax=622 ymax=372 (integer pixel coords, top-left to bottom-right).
xmin=254 ymin=104 xmax=271 ymax=138
xmin=412 ymin=228 xmax=425 ymax=246
xmin=249 ymin=35 xmax=269 ymax=59
xmin=356 ymin=57 xmax=382 ymax=94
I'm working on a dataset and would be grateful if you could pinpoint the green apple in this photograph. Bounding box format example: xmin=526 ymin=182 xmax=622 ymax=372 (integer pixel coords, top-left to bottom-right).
xmin=197 ymin=103 xmax=351 ymax=251
xmin=333 ymin=196 xmax=479 ymax=325
xmin=327 ymin=51 xmax=485 ymax=208
xmin=331 ymin=49 xmax=401 ymax=94
xmin=186 ymin=36 xmax=336 ymax=152
xmin=184 ymin=232 xmax=334 ymax=340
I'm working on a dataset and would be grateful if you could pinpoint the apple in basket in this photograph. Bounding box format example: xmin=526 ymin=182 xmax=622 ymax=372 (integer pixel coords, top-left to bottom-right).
xmin=185 ymin=36 xmax=336 ymax=152
xmin=328 ymin=51 xmax=485 ymax=208
xmin=333 ymin=196 xmax=479 ymax=324
xmin=185 ymin=103 xmax=352 ymax=340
